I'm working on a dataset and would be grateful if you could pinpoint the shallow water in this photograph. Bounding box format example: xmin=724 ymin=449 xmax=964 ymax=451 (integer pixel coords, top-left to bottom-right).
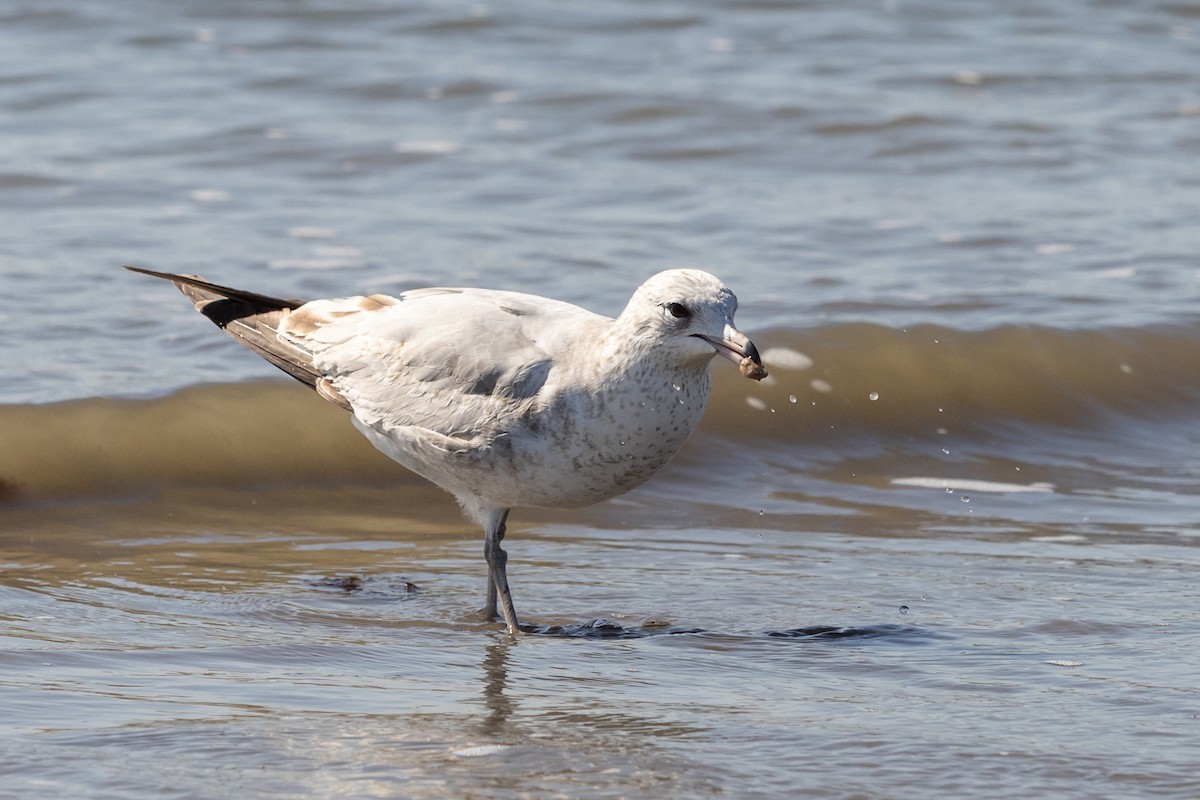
xmin=4 ymin=1 xmax=1200 ymax=797
xmin=5 ymin=479 xmax=1200 ymax=798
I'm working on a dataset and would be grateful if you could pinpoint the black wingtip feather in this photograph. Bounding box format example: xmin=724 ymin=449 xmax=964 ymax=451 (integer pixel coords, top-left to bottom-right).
xmin=123 ymin=265 xmax=307 ymax=310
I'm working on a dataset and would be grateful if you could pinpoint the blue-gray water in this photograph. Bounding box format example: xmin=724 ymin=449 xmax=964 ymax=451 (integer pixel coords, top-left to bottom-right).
xmin=3 ymin=1 xmax=1200 ymax=798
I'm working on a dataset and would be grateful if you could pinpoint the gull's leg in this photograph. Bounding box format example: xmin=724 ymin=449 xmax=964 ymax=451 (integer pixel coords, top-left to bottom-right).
xmin=484 ymin=571 xmax=497 ymax=621
xmin=483 ymin=510 xmax=520 ymax=634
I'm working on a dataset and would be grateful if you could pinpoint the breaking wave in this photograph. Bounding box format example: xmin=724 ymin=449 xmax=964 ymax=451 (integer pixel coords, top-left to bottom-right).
xmin=3 ymin=322 xmax=1198 ymax=503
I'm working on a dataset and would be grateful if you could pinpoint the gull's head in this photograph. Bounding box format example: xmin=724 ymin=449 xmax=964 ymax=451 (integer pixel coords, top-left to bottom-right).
xmin=619 ymin=269 xmax=767 ymax=380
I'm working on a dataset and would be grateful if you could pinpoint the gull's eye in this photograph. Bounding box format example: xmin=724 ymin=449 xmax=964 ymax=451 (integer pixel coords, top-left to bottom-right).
xmin=665 ymin=302 xmax=691 ymax=319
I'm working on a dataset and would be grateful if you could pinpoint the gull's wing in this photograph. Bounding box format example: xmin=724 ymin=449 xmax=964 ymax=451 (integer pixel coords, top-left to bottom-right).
xmin=279 ymin=287 xmax=609 ymax=442
xmin=126 ymin=266 xmax=610 ymax=445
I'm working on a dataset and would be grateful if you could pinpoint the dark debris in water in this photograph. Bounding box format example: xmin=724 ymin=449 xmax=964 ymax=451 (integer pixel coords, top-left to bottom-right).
xmin=764 ymin=623 xmax=930 ymax=640
xmin=316 ymin=575 xmax=363 ymax=593
xmin=518 ymin=619 xmax=936 ymax=642
xmin=520 ymin=618 xmax=704 ymax=639
xmin=308 ymin=574 xmax=419 ymax=598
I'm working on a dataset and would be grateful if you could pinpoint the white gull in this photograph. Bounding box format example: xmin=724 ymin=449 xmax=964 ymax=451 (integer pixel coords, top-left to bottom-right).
xmin=125 ymin=265 xmax=767 ymax=634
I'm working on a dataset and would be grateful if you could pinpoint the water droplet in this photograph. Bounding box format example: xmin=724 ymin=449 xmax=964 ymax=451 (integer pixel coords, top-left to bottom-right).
xmin=788 ymin=395 xmax=798 ymax=404
xmin=898 ymin=605 xmax=909 ymax=615
xmin=671 ymin=383 xmax=682 ymax=392
xmin=868 ymin=391 xmax=879 ymax=401
xmin=945 ymin=487 xmax=953 ymax=493
xmin=941 ymin=448 xmax=950 ymax=455
xmin=960 ymin=495 xmax=970 ymax=503
xmin=757 ymin=510 xmax=765 ymax=517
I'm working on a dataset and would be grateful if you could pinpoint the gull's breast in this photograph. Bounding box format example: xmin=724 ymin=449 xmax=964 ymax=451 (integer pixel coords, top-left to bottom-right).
xmin=480 ymin=364 xmax=713 ymax=509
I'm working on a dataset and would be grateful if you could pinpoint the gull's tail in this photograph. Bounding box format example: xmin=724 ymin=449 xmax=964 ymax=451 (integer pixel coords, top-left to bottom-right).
xmin=124 ymin=266 xmax=350 ymax=409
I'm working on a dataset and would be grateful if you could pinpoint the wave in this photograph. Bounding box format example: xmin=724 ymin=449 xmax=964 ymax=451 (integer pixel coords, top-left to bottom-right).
xmin=3 ymin=323 xmax=1197 ymax=504
xmin=0 ymin=382 xmax=414 ymax=505
xmin=726 ymin=322 xmax=1200 ymax=437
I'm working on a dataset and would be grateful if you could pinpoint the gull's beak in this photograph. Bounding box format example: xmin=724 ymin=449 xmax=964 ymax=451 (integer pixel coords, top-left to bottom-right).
xmin=696 ymin=321 xmax=768 ymax=381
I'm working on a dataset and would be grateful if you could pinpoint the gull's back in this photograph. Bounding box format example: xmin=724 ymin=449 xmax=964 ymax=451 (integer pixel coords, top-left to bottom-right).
xmin=281 ymin=286 xmax=610 ymax=438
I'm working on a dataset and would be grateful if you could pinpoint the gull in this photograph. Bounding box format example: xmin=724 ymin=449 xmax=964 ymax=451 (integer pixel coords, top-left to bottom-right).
xmin=125 ymin=265 xmax=767 ymax=634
